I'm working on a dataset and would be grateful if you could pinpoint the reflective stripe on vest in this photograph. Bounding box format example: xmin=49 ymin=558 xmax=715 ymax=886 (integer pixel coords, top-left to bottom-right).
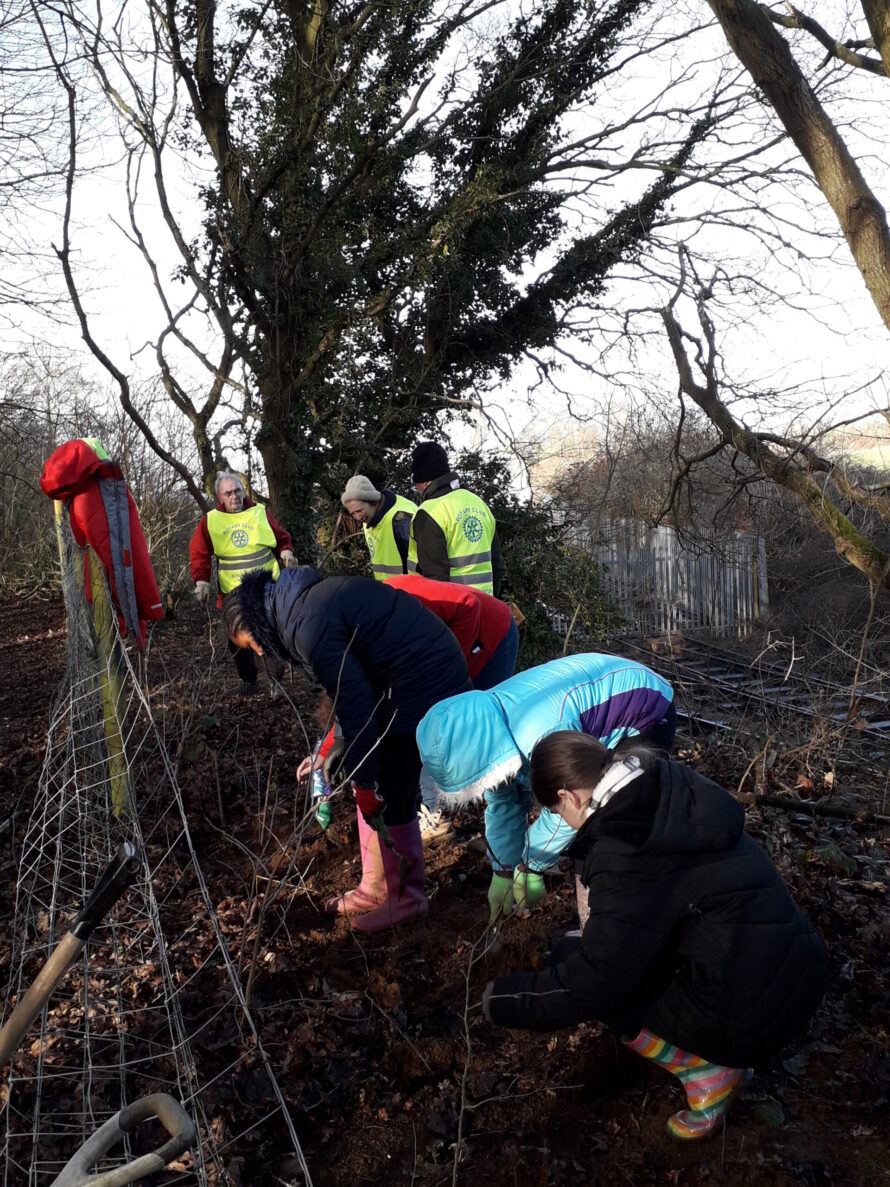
xmin=207 ymin=505 xmax=280 ymax=594
xmin=418 ymin=489 xmax=496 ymax=595
xmin=217 ymin=547 xmax=276 ymax=572
xmin=363 ymin=494 xmax=418 ymax=581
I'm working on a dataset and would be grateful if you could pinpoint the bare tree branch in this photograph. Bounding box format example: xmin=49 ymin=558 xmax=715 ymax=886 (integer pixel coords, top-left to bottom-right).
xmin=661 ymin=252 xmax=890 ymax=589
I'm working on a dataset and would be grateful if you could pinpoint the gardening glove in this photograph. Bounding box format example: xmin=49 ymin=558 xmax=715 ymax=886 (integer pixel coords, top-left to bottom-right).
xmin=323 ymin=738 xmax=347 ymax=785
xmin=315 ymin=798 xmax=334 ymax=831
xmin=352 ymin=781 xmax=385 ymax=823
xmin=487 ymin=870 xmax=515 ymax=926
xmin=513 ymin=868 xmax=546 ymax=915
xmin=194 ymin=580 xmax=210 ymax=605
xmin=280 ymin=550 xmax=298 ymax=570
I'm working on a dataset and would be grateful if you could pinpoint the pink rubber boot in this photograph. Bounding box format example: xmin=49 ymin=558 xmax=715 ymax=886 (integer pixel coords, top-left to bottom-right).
xmin=351 ymin=817 xmax=429 ymax=932
xmin=325 ymin=809 xmax=385 ymax=915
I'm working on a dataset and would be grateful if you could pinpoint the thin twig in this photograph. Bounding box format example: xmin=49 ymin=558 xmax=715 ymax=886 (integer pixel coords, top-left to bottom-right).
xmin=736 ymin=735 xmax=772 ymax=795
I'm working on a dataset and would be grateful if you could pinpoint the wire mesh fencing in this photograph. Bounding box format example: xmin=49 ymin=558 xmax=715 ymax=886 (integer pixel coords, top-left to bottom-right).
xmin=0 ymin=508 xmax=313 ymax=1185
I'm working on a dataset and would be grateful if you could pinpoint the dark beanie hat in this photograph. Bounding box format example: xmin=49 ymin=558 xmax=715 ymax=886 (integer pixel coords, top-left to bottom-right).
xmin=411 ymin=441 xmax=450 ymax=483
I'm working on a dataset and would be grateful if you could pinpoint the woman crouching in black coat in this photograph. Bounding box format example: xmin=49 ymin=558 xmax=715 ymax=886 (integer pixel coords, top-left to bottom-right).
xmin=224 ymin=567 xmax=472 ymax=931
xmin=484 ymin=731 xmax=828 ymax=1141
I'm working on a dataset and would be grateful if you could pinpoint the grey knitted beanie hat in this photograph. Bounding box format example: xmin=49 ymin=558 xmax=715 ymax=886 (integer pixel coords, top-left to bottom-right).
xmin=341 ymin=474 xmax=382 ymax=507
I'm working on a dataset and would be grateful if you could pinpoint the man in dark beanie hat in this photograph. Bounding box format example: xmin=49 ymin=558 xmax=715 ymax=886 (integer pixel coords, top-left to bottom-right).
xmin=410 ymin=441 xmax=504 ymax=597
xmin=411 ymin=442 xmax=450 ymax=484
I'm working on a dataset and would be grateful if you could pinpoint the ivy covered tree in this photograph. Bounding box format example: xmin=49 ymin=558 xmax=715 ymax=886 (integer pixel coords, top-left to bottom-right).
xmin=43 ymin=0 xmax=717 ymax=555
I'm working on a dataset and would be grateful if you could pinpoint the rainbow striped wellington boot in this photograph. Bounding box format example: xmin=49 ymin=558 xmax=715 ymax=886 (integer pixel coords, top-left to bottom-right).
xmin=624 ymin=1028 xmax=752 ymax=1140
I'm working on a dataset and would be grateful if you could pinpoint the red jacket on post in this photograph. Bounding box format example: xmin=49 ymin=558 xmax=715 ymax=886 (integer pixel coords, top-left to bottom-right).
xmin=189 ymin=497 xmax=293 ymax=609
xmin=384 ymin=573 xmax=512 ymax=679
xmin=40 ymin=438 xmax=163 ymax=649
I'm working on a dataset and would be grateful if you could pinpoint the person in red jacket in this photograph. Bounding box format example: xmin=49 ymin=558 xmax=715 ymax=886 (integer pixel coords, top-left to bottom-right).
xmin=385 ymin=572 xmax=520 ymax=842
xmin=189 ymin=471 xmax=297 ymax=696
xmin=384 ymin=573 xmax=518 ymax=690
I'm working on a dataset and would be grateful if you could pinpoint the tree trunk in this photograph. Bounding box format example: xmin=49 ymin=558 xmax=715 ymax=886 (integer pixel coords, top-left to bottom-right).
xmin=861 ymin=0 xmax=890 ymax=76
xmin=708 ymin=0 xmax=890 ymax=333
xmin=661 ymin=301 xmax=890 ymax=590
xmin=255 ymin=379 xmax=318 ymax=563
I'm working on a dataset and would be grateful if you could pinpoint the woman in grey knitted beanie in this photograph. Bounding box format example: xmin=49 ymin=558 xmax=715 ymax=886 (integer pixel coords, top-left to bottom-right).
xmin=340 ymin=474 xmax=418 ymax=580
xmin=341 ymin=474 xmax=382 ymax=510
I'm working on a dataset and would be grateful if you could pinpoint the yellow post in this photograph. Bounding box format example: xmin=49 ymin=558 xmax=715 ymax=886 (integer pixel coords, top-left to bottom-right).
xmin=53 ymin=501 xmax=132 ymax=816
xmin=53 ymin=500 xmax=68 ymax=574
xmin=86 ymin=548 xmax=132 ymax=817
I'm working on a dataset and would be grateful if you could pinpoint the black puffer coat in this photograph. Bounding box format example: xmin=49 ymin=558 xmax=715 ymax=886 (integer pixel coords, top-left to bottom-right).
xmin=488 ymin=759 xmax=827 ymax=1067
xmin=238 ymin=568 xmax=472 ymax=785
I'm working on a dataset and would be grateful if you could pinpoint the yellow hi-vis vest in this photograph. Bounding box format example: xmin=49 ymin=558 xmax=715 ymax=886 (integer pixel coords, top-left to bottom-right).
xmin=363 ymin=495 xmax=418 ymax=580
xmin=207 ymin=504 xmax=280 ymax=594
xmin=419 ymin=488 xmax=496 ymax=594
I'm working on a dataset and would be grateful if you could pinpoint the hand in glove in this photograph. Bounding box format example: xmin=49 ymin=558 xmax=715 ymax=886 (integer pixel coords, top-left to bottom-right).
xmin=323 ymin=738 xmax=347 ymax=786
xmin=487 ymin=869 xmax=515 ymax=926
xmin=512 ymin=868 xmax=546 ymax=916
xmin=315 ymin=798 xmax=334 ymax=831
xmin=352 ymin=782 xmax=385 ymax=822
xmin=280 ymin=550 xmax=298 ymax=570
xmin=194 ymin=580 xmax=210 ymax=605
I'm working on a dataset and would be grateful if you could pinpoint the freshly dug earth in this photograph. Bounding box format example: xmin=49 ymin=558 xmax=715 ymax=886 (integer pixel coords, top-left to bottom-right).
xmin=1 ymin=594 xmax=889 ymax=1186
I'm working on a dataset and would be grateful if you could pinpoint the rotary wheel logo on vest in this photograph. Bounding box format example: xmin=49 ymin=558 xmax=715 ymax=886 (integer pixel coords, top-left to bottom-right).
xmin=231 ymin=529 xmax=249 ymax=548
xmin=461 ymin=515 xmax=484 ymax=543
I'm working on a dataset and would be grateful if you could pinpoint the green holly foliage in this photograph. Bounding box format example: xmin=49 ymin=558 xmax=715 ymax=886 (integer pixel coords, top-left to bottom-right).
xmin=158 ymin=0 xmax=711 ymax=555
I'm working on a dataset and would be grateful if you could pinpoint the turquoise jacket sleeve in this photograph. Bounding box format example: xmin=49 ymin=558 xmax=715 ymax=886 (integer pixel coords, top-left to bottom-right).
xmin=484 ymin=778 xmax=531 ymax=871
xmin=525 ymin=807 xmax=577 ymax=873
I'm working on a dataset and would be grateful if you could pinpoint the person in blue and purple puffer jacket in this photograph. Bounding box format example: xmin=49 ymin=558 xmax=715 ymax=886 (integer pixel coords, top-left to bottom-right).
xmin=415 ymin=653 xmax=676 ymax=923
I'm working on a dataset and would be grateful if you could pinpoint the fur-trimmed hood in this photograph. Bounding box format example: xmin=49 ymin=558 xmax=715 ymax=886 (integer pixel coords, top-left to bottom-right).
xmin=235 ymin=567 xmax=323 ymax=659
xmin=416 ymin=690 xmax=523 ymax=806
xmin=415 ymin=653 xmax=675 ymax=812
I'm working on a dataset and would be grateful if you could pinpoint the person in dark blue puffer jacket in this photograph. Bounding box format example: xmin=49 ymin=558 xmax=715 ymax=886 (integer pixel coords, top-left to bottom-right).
xmin=223 ymin=566 xmax=472 ymax=931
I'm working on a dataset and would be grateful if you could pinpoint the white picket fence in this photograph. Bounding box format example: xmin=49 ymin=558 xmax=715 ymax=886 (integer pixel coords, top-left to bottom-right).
xmin=566 ymin=519 xmax=769 ymax=637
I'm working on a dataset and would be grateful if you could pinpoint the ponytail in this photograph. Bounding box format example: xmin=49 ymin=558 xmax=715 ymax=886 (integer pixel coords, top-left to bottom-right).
xmin=530 ymin=732 xmax=617 ymax=808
